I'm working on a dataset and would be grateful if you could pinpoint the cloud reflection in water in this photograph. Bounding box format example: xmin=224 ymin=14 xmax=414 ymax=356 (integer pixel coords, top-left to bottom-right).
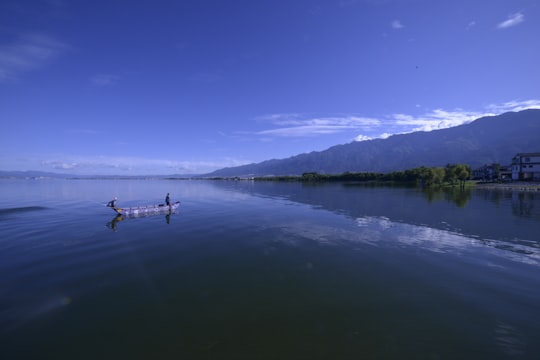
xmin=355 ymin=216 xmax=540 ymax=266
xmin=265 ymin=215 xmax=539 ymax=267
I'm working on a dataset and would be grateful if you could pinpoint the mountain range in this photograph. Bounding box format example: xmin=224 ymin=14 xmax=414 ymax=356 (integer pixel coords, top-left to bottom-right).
xmin=2 ymin=110 xmax=538 ymax=179
xmin=207 ymin=109 xmax=540 ymax=177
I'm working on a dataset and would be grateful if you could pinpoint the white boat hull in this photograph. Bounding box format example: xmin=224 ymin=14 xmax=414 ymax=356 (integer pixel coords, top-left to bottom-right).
xmin=113 ymin=201 xmax=180 ymax=216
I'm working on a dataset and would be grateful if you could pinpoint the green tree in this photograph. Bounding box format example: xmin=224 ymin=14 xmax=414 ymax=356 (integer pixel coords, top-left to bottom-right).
xmin=432 ymin=167 xmax=446 ymax=186
xmin=455 ymin=164 xmax=471 ymax=188
xmin=444 ymin=164 xmax=458 ymax=186
xmin=302 ymin=172 xmax=324 ymax=181
xmin=418 ymin=167 xmax=433 ymax=187
xmin=444 ymin=164 xmax=471 ymax=188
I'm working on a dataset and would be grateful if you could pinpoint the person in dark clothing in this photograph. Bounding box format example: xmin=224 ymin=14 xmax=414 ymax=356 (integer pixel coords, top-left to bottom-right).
xmin=107 ymin=197 xmax=117 ymax=208
xmin=165 ymin=193 xmax=170 ymax=206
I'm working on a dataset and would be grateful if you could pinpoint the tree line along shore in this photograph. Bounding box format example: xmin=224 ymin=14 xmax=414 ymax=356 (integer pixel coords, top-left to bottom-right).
xmin=239 ymin=164 xmax=539 ymax=191
xmin=252 ymin=164 xmax=471 ymax=188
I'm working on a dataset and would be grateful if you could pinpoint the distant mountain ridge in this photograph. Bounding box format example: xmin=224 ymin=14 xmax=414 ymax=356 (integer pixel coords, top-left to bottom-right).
xmin=0 ymin=171 xmax=197 ymax=179
xmin=0 ymin=171 xmax=69 ymax=178
xmin=207 ymin=109 xmax=540 ymax=177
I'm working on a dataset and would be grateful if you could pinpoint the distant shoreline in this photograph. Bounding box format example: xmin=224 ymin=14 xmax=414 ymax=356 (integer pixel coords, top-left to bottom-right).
xmin=2 ymin=175 xmax=540 ymax=192
xmin=473 ymin=181 xmax=540 ymax=191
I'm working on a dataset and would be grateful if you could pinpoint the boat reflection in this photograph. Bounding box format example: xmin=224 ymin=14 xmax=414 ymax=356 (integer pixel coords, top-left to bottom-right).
xmin=106 ymin=211 xmax=176 ymax=231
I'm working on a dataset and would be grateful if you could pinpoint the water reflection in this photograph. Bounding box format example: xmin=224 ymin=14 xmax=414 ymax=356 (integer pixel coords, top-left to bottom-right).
xmin=421 ymin=187 xmax=472 ymax=207
xmin=106 ymin=212 xmax=175 ymax=231
xmin=494 ymin=321 xmax=527 ymax=357
xmin=265 ymin=212 xmax=536 ymax=264
xmin=354 ymin=215 xmax=540 ymax=265
xmin=210 ymin=181 xmax=540 ymax=260
xmin=512 ymin=192 xmax=537 ymax=217
xmin=477 ymin=189 xmax=540 ymax=219
xmin=2 ymin=180 xmax=539 ymax=359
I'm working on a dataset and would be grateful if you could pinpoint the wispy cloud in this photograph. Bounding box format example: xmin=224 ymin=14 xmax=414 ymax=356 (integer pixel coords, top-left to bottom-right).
xmin=354 ymin=134 xmax=372 ymax=142
xmin=391 ymin=109 xmax=482 ymax=132
xmin=365 ymin=99 xmax=540 ymax=141
xmin=0 ymin=33 xmax=67 ymax=82
xmin=90 ymin=74 xmax=120 ymax=87
xmin=39 ymin=155 xmax=250 ymax=175
xmin=17 ymin=99 xmax=540 ymax=175
xmin=41 ymin=160 xmax=80 ymax=170
xmin=251 ymin=99 xmax=540 ymax=143
xmin=391 ymin=20 xmax=404 ymax=29
xmin=486 ymin=99 xmax=540 ymax=113
xmin=255 ymin=114 xmax=380 ymax=137
xmin=497 ymin=12 xmax=524 ymax=29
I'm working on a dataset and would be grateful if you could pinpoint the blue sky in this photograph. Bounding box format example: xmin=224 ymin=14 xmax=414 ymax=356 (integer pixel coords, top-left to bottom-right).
xmin=1 ymin=0 xmax=539 ymax=175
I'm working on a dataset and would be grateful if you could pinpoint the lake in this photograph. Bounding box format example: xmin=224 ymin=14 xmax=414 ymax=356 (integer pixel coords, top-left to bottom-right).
xmin=1 ymin=179 xmax=539 ymax=359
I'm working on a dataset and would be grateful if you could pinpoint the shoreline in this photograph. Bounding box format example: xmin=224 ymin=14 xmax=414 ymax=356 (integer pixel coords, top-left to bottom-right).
xmin=473 ymin=181 xmax=540 ymax=191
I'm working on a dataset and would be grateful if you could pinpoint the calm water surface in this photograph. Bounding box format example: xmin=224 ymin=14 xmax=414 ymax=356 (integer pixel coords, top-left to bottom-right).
xmin=1 ymin=179 xmax=539 ymax=359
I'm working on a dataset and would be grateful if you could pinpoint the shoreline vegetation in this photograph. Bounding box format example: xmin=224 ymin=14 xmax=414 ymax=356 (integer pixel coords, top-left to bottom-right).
xmin=2 ymin=164 xmax=539 ymax=191
xmin=239 ymin=164 xmax=540 ymax=191
xmin=253 ymin=164 xmax=475 ymax=189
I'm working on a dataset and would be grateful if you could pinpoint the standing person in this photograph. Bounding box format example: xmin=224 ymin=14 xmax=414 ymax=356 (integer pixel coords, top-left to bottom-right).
xmin=165 ymin=193 xmax=170 ymax=206
xmin=107 ymin=197 xmax=117 ymax=208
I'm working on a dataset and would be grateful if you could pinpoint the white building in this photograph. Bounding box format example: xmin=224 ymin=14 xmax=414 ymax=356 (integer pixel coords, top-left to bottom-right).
xmin=511 ymin=152 xmax=540 ymax=181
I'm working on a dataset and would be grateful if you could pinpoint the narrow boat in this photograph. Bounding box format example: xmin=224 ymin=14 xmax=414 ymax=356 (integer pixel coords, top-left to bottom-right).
xmin=111 ymin=201 xmax=180 ymax=216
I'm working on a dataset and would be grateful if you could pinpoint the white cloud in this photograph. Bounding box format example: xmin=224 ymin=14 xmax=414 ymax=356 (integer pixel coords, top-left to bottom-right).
xmin=466 ymin=21 xmax=476 ymax=30
xmin=39 ymin=155 xmax=250 ymax=175
xmin=486 ymin=99 xmax=540 ymax=113
xmin=391 ymin=109 xmax=484 ymax=132
xmin=354 ymin=134 xmax=372 ymax=142
xmin=255 ymin=114 xmax=380 ymax=137
xmin=497 ymin=12 xmax=524 ymax=29
xmin=257 ymin=99 xmax=540 ymax=143
xmin=391 ymin=20 xmax=404 ymax=29
xmin=351 ymin=99 xmax=540 ymax=141
xmin=0 ymin=33 xmax=66 ymax=82
xmin=9 ymin=99 xmax=540 ymax=175
xmin=41 ymin=160 xmax=79 ymax=170
xmin=256 ymin=113 xmax=303 ymax=124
